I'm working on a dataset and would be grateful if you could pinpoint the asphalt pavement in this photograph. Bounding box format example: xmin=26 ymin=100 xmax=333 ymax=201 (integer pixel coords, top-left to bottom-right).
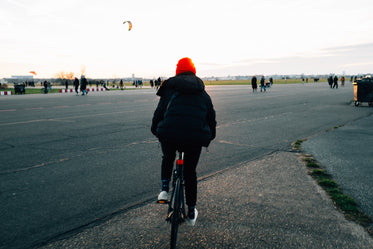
xmin=40 ymin=115 xmax=373 ymax=248
xmin=2 ymin=84 xmax=372 ymax=248
xmin=303 ymin=113 xmax=373 ymax=223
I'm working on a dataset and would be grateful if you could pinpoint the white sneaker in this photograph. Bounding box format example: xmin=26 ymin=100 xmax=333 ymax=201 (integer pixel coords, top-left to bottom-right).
xmin=158 ymin=191 xmax=168 ymax=201
xmin=187 ymin=208 xmax=198 ymax=226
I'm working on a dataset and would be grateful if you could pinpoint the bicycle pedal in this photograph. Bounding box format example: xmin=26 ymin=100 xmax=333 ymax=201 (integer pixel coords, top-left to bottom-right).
xmin=157 ymin=200 xmax=169 ymax=204
xmin=167 ymin=211 xmax=174 ymax=220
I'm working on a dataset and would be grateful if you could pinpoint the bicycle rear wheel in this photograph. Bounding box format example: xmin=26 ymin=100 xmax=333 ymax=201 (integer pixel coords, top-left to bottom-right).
xmin=170 ymin=179 xmax=181 ymax=249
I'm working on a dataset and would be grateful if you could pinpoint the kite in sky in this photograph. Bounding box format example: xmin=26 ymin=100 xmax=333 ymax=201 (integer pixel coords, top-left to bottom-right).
xmin=123 ymin=20 xmax=132 ymax=31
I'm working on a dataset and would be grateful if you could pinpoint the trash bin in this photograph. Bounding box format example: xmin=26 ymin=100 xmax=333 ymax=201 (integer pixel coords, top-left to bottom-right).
xmin=354 ymin=76 xmax=373 ymax=106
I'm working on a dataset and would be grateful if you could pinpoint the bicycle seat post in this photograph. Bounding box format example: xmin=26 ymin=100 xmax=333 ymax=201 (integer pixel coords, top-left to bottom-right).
xmin=175 ymin=151 xmax=184 ymax=182
xmin=177 ymin=151 xmax=184 ymax=166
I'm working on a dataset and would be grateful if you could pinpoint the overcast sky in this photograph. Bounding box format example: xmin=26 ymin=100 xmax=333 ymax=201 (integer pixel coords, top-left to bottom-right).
xmin=1 ymin=0 xmax=373 ymax=78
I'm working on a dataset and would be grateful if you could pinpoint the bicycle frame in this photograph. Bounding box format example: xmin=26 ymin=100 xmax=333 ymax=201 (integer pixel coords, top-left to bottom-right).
xmin=167 ymin=151 xmax=186 ymax=220
xmin=167 ymin=151 xmax=186 ymax=249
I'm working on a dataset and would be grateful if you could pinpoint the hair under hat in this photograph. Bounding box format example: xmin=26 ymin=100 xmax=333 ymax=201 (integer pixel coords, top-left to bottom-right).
xmin=176 ymin=57 xmax=196 ymax=75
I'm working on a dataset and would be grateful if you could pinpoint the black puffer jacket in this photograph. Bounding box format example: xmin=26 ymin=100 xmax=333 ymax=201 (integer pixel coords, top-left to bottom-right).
xmin=151 ymin=72 xmax=216 ymax=147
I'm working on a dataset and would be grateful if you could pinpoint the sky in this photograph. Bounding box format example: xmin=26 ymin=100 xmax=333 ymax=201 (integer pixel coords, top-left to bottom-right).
xmin=1 ymin=0 xmax=373 ymax=79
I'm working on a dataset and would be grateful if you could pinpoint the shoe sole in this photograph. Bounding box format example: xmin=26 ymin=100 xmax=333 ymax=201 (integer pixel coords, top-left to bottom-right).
xmin=157 ymin=200 xmax=169 ymax=204
xmin=188 ymin=209 xmax=198 ymax=226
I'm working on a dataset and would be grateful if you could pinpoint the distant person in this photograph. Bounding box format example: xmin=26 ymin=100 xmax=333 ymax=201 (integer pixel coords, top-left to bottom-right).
xmin=333 ymin=75 xmax=338 ymax=89
xmin=269 ymin=77 xmax=273 ymax=86
xmin=328 ymin=76 xmax=333 ymax=88
xmin=43 ymin=80 xmax=48 ymax=94
xmin=341 ymin=76 xmax=345 ymax=86
xmin=103 ymin=81 xmax=110 ymax=90
xmin=260 ymin=76 xmax=266 ymax=92
xmin=73 ymin=77 xmax=79 ymax=96
xmin=80 ymin=75 xmax=88 ymax=95
xmin=251 ymin=76 xmax=257 ymax=92
xmin=156 ymin=77 xmax=162 ymax=90
xmin=120 ymin=79 xmax=124 ymax=90
xmin=65 ymin=80 xmax=68 ymax=90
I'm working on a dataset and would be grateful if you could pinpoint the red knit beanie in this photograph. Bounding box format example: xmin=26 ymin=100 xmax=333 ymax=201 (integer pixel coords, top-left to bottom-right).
xmin=176 ymin=57 xmax=196 ymax=75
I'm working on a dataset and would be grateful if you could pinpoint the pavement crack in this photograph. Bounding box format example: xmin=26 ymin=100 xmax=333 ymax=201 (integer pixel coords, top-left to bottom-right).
xmin=0 ymin=142 xmax=16 ymax=149
xmin=0 ymin=158 xmax=70 ymax=176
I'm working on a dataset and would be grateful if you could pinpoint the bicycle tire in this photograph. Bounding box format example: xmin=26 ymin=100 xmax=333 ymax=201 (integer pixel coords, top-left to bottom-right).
xmin=170 ymin=179 xmax=181 ymax=249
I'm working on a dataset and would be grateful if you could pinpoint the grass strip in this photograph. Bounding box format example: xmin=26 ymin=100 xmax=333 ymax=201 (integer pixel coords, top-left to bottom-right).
xmin=292 ymin=139 xmax=305 ymax=151
xmin=294 ymin=139 xmax=373 ymax=235
xmin=0 ymin=87 xmax=144 ymax=95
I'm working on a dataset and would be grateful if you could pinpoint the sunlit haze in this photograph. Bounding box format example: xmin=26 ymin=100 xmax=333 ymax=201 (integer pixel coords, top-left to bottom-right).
xmin=1 ymin=0 xmax=373 ymax=79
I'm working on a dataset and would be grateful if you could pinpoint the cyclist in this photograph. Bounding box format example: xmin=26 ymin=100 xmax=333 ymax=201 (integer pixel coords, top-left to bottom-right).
xmin=151 ymin=57 xmax=216 ymax=226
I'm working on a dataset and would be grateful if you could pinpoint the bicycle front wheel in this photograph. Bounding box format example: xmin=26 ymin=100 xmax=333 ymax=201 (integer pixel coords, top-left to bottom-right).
xmin=170 ymin=179 xmax=181 ymax=249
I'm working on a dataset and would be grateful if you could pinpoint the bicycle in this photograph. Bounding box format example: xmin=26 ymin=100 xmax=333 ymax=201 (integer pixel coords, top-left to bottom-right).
xmin=41 ymin=87 xmax=48 ymax=94
xmin=163 ymin=151 xmax=187 ymax=249
xmin=40 ymin=86 xmax=53 ymax=94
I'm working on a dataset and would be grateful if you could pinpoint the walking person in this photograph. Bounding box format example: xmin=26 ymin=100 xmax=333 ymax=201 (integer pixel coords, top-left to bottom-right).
xmin=333 ymin=75 xmax=338 ymax=89
xmin=156 ymin=77 xmax=162 ymax=90
xmin=73 ymin=77 xmax=79 ymax=96
xmin=47 ymin=82 xmax=52 ymax=92
xmin=151 ymin=57 xmax=216 ymax=226
xmin=251 ymin=75 xmax=257 ymax=92
xmin=43 ymin=80 xmax=48 ymax=94
xmin=80 ymin=75 xmax=88 ymax=95
xmin=260 ymin=75 xmax=266 ymax=92
xmin=103 ymin=81 xmax=110 ymax=91
xmin=328 ymin=75 xmax=333 ymax=88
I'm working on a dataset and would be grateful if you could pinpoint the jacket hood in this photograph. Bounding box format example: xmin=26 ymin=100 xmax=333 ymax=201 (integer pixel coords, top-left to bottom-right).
xmin=157 ymin=72 xmax=205 ymax=96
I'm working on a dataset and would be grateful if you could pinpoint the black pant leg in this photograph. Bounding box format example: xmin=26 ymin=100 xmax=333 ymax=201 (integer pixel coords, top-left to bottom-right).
xmin=160 ymin=143 xmax=177 ymax=181
xmin=183 ymin=146 xmax=202 ymax=207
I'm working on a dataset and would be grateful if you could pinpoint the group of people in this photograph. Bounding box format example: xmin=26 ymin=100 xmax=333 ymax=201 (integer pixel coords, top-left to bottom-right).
xmin=149 ymin=77 xmax=162 ymax=90
xmin=132 ymin=80 xmax=143 ymax=88
xmin=65 ymin=78 xmax=164 ymax=93
xmin=251 ymin=75 xmax=348 ymax=91
xmin=328 ymin=75 xmax=345 ymax=89
xmin=23 ymin=81 xmax=36 ymax=87
xmin=73 ymin=76 xmax=88 ymax=95
xmin=251 ymin=76 xmax=273 ymax=92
